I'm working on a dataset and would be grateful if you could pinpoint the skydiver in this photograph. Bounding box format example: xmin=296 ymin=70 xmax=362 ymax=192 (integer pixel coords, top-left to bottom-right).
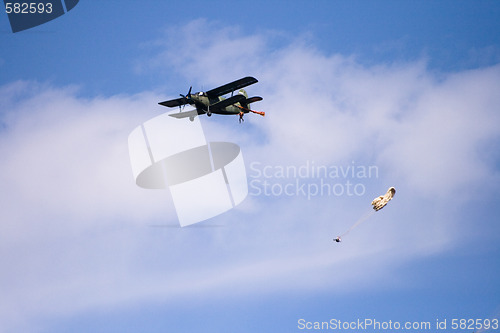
xmin=239 ymin=111 xmax=244 ymax=123
xmin=334 ymin=236 xmax=341 ymax=243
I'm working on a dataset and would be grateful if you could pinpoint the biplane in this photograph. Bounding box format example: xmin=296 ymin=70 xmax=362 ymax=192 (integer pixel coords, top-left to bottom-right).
xmin=158 ymin=76 xmax=265 ymax=122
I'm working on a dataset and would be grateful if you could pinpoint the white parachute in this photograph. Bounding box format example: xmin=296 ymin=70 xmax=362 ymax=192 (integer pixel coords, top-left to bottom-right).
xmin=371 ymin=187 xmax=396 ymax=211
xmin=335 ymin=187 xmax=396 ymax=242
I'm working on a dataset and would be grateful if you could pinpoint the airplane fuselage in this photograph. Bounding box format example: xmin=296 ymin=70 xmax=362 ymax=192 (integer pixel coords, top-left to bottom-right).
xmin=191 ymin=91 xmax=246 ymax=115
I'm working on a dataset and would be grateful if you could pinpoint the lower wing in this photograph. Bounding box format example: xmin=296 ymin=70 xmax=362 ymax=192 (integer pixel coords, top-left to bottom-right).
xmin=168 ymin=110 xmax=199 ymax=119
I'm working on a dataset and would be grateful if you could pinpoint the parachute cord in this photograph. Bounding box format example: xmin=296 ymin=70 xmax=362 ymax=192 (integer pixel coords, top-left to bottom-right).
xmin=339 ymin=209 xmax=375 ymax=237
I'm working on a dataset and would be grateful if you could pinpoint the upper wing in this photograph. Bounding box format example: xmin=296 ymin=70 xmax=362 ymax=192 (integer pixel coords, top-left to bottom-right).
xmin=206 ymin=76 xmax=258 ymax=97
xmin=158 ymin=97 xmax=190 ymax=108
xmin=168 ymin=110 xmax=199 ymax=119
xmin=210 ymin=95 xmax=246 ymax=110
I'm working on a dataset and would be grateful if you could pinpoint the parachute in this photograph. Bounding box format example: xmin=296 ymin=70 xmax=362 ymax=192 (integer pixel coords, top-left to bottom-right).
xmin=334 ymin=187 xmax=396 ymax=242
xmin=371 ymin=187 xmax=396 ymax=211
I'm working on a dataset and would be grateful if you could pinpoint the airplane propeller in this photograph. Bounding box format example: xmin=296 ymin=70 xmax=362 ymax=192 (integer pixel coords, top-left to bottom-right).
xmin=179 ymin=86 xmax=192 ymax=102
xmin=178 ymin=86 xmax=192 ymax=110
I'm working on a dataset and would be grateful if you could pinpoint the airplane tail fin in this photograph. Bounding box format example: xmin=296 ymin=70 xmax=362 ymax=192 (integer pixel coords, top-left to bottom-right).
xmin=238 ymin=89 xmax=248 ymax=98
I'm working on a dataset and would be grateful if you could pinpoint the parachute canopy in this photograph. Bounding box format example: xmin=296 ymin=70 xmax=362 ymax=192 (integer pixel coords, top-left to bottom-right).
xmin=371 ymin=187 xmax=396 ymax=211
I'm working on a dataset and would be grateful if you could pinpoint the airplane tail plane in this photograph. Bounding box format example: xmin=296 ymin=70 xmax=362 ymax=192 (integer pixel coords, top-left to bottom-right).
xmin=238 ymin=89 xmax=265 ymax=116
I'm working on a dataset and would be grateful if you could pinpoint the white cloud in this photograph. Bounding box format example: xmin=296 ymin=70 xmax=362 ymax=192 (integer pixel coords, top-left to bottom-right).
xmin=1 ymin=21 xmax=500 ymax=331
xmin=0 ymin=81 xmax=177 ymax=330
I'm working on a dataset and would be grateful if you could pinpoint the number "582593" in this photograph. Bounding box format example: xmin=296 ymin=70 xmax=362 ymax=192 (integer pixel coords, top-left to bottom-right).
xmin=5 ymin=2 xmax=53 ymax=14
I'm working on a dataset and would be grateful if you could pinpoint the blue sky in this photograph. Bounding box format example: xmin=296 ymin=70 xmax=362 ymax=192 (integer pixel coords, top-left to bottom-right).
xmin=1 ymin=1 xmax=500 ymax=332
